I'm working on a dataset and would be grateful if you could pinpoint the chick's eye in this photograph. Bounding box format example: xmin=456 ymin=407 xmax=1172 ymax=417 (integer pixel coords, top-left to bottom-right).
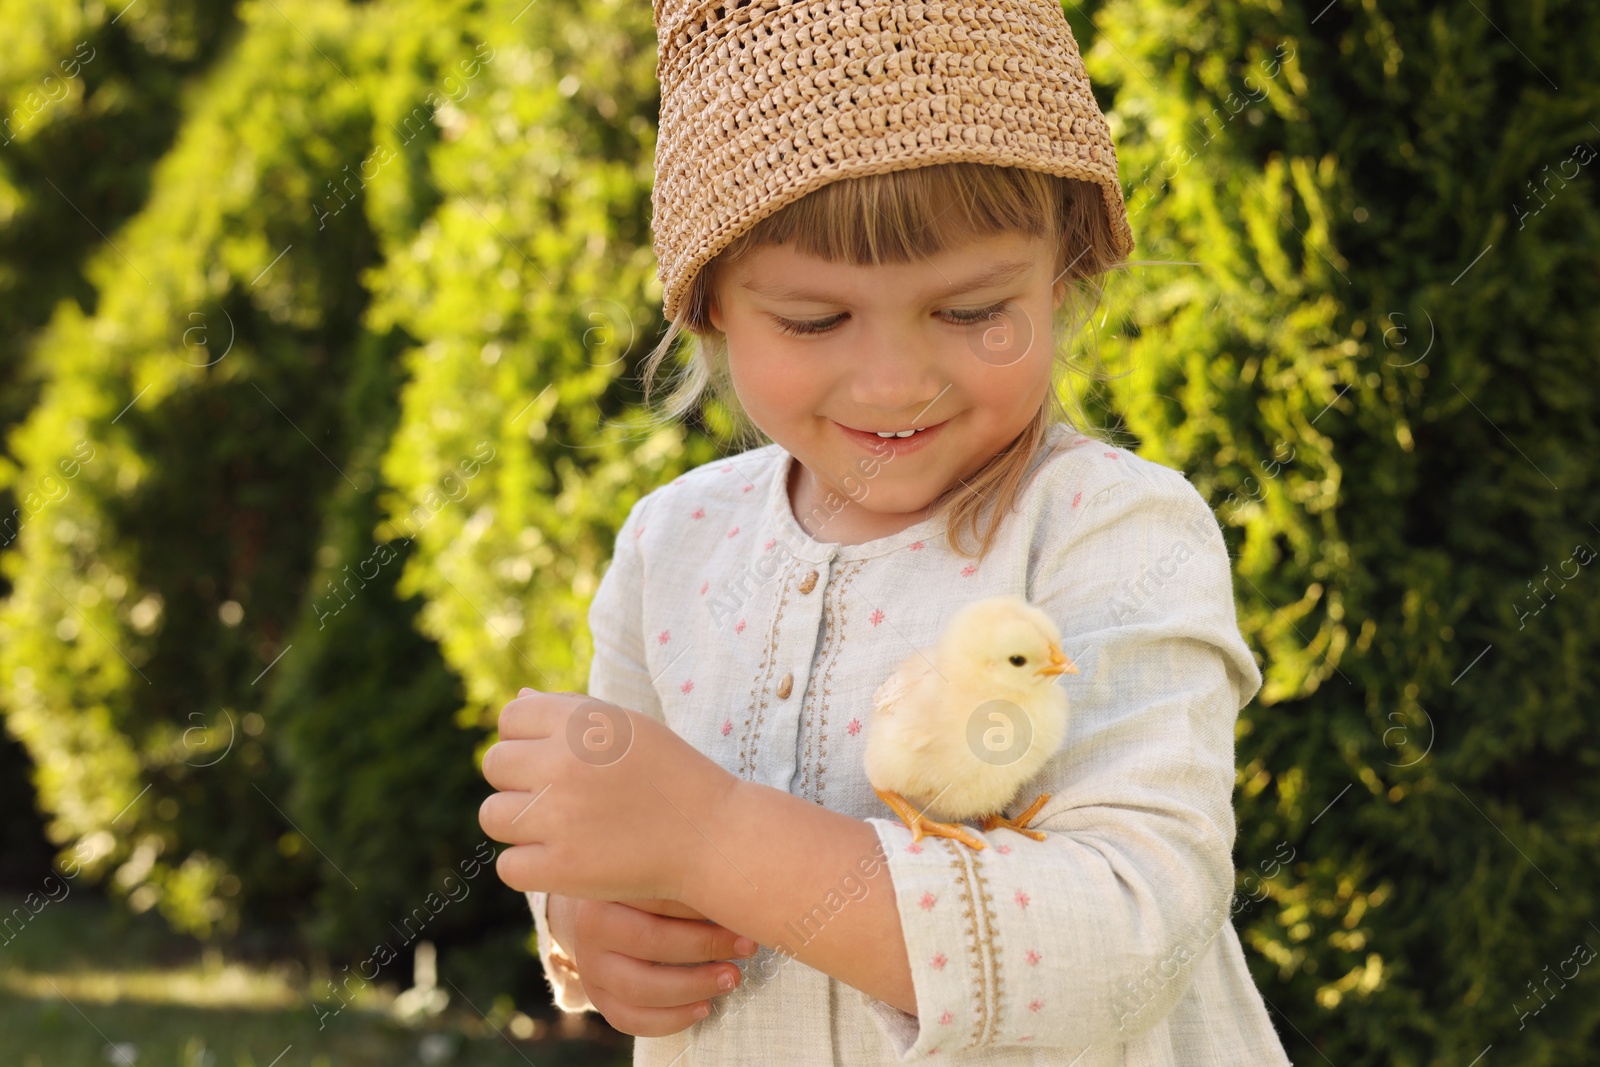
xmin=1008 ymin=654 xmax=1027 ymax=667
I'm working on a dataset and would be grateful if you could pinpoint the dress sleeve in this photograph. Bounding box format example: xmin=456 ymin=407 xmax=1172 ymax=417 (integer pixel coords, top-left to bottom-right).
xmin=861 ymin=463 xmax=1263 ymax=1060
xmin=527 ymin=888 xmax=597 ymax=1013
xmin=525 ymin=490 xmax=662 ymax=1014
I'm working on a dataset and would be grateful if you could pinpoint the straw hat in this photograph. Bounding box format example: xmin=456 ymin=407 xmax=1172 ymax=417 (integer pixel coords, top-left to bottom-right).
xmin=649 ymin=0 xmax=1136 ymax=323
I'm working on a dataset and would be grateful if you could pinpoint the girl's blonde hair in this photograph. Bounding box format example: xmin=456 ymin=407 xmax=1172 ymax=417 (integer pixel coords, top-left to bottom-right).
xmin=637 ymin=162 xmax=1128 ymax=561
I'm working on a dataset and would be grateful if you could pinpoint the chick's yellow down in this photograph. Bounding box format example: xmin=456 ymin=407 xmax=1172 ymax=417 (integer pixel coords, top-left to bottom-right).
xmin=864 ymin=595 xmax=1077 ymax=851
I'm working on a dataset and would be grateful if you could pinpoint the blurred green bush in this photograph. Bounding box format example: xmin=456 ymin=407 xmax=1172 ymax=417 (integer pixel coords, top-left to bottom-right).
xmin=1082 ymin=2 xmax=1599 ymax=1063
xmin=0 ymin=0 xmax=716 ymax=1000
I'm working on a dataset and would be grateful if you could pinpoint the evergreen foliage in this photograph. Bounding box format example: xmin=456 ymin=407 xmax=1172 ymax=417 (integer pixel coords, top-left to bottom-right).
xmin=0 ymin=0 xmax=713 ymax=996
xmin=1084 ymin=2 xmax=1599 ymax=1062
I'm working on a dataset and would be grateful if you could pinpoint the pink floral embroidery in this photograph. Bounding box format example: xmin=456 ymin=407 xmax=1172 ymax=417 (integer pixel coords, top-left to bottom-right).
xmin=960 ymin=564 xmax=977 ymax=577
xmin=742 ymin=483 xmax=753 ymax=493
xmin=1071 ymin=491 xmax=1082 ymax=508
xmin=721 ymin=719 xmax=732 ymax=736
xmin=1025 ymin=949 xmax=1042 ymax=966
xmin=846 ymin=718 xmax=862 ymax=736
xmin=700 ymin=579 xmax=709 ymax=595
xmin=657 ymin=630 xmax=670 ymax=645
xmin=692 ymin=507 xmax=705 ymax=520
xmin=680 ymin=680 xmax=694 ymax=694
xmin=1027 ymin=999 xmax=1044 ymax=1013
xmin=908 ymin=541 xmax=924 ymax=551
xmin=1015 ymin=890 xmax=1030 ymax=909
xmin=635 ymin=525 xmax=645 ymax=538
xmin=918 ymin=892 xmax=937 ymax=911
xmin=1073 ymin=437 xmax=1088 ymax=446
xmin=1019 ymin=1035 xmax=1034 ymax=1042
xmin=906 ymin=842 xmax=923 ymax=855
xmin=1103 ymin=451 xmax=1119 ymax=460
xmin=734 ymin=619 xmax=747 ymax=634
xmin=930 ymin=953 xmax=948 ymax=970
xmin=727 ymin=526 xmax=740 ymax=538
xmin=996 ymin=843 xmax=1012 ymax=855
xmin=938 ymin=1010 xmax=954 ymax=1025
xmin=869 ymin=609 xmax=885 ymax=626
xmin=720 ymin=464 xmax=732 ymax=472
xmin=764 ymin=538 xmax=777 ymax=550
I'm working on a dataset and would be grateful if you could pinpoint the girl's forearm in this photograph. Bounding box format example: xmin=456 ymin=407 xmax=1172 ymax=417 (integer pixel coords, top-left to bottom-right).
xmin=681 ymin=779 xmax=917 ymax=1016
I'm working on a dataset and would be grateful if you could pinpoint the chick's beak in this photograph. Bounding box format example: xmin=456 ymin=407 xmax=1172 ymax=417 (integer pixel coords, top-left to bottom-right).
xmin=1037 ymin=645 xmax=1078 ymax=677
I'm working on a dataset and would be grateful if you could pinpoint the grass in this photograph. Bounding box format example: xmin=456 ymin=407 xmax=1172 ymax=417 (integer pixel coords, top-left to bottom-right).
xmin=0 ymin=892 xmax=632 ymax=1067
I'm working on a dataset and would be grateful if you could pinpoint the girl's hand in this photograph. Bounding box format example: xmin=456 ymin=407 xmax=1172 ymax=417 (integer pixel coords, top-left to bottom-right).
xmin=479 ymin=689 xmax=742 ymax=904
xmin=619 ymin=897 xmax=712 ymax=922
xmin=552 ymin=893 xmax=757 ymax=1037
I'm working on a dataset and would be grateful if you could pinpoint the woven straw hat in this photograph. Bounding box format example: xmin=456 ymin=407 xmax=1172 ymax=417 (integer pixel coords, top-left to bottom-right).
xmin=650 ymin=0 xmax=1136 ymax=323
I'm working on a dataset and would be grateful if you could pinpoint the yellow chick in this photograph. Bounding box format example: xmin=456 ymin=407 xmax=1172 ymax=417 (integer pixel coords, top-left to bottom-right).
xmin=865 ymin=595 xmax=1077 ymax=851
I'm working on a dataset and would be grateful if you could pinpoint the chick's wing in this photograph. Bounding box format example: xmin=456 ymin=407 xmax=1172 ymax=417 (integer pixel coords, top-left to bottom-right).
xmin=870 ymin=651 xmax=939 ymax=721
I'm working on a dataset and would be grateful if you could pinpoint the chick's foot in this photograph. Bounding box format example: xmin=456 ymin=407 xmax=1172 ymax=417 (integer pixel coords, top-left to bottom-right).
xmin=874 ymin=787 xmax=987 ymax=851
xmin=980 ymin=792 xmax=1051 ymax=842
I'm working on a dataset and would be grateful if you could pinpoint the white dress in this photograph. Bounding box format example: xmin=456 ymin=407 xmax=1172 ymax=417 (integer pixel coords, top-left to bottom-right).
xmin=526 ymin=422 xmax=1296 ymax=1065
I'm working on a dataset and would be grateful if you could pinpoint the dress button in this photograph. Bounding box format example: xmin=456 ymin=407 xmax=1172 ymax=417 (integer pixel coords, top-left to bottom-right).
xmin=799 ymin=570 xmax=818 ymax=594
xmin=777 ymin=672 xmax=794 ymax=699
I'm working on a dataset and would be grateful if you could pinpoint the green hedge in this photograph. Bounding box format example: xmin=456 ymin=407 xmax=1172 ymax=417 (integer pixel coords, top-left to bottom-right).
xmin=0 ymin=0 xmax=715 ymax=1002
xmin=0 ymin=0 xmax=244 ymax=893
xmin=1086 ymin=2 xmax=1599 ymax=1063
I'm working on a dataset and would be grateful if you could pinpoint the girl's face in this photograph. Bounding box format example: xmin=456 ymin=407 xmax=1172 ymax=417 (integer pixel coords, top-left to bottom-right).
xmin=707 ymin=229 xmax=1065 ymax=544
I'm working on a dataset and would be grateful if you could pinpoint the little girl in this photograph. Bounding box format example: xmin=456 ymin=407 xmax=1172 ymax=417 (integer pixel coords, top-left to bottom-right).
xmin=492 ymin=1 xmax=1295 ymax=1063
